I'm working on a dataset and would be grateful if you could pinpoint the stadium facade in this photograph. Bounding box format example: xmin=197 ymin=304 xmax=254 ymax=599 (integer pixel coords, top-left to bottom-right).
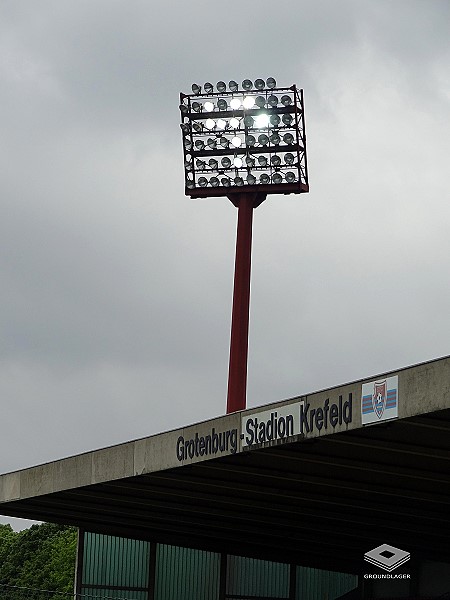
xmin=1 ymin=355 xmax=450 ymax=598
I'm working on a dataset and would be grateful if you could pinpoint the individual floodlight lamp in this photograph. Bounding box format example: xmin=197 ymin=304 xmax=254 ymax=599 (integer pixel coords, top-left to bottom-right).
xmin=179 ymin=78 xmax=309 ymax=414
xmin=243 ymin=96 xmax=255 ymax=109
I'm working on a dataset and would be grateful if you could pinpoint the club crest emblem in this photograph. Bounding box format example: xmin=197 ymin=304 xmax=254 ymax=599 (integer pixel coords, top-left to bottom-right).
xmin=372 ymin=380 xmax=387 ymax=419
xmin=361 ymin=375 xmax=398 ymax=425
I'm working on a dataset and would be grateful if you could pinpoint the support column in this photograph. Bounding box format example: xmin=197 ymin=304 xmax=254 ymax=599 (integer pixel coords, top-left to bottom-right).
xmin=74 ymin=529 xmax=85 ymax=597
xmin=226 ymin=193 xmax=254 ymax=414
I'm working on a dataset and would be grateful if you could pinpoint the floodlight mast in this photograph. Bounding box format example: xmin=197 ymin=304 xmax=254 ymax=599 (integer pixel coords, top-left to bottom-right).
xmin=179 ymin=78 xmax=309 ymax=414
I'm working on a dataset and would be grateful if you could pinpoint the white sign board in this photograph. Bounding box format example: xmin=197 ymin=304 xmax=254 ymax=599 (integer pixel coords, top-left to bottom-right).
xmin=241 ymin=402 xmax=303 ymax=447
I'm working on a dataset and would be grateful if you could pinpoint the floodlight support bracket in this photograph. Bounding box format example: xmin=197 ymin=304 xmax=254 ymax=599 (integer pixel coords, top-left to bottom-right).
xmin=226 ymin=192 xmax=266 ymax=414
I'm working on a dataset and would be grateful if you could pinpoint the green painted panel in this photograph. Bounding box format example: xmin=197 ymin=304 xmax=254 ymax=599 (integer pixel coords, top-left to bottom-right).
xmin=296 ymin=566 xmax=357 ymax=600
xmin=82 ymin=532 xmax=150 ymax=588
xmin=80 ymin=531 xmax=358 ymax=600
xmin=227 ymin=555 xmax=290 ymax=598
xmin=154 ymin=544 xmax=220 ymax=600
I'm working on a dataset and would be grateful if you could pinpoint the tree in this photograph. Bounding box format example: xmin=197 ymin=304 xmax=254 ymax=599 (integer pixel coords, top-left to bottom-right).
xmin=0 ymin=522 xmax=77 ymax=593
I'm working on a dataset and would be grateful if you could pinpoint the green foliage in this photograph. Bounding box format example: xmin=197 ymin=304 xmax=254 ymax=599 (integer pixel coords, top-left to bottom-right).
xmin=0 ymin=522 xmax=77 ymax=593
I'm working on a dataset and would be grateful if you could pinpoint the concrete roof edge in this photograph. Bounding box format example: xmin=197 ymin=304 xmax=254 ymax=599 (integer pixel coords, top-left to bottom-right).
xmin=1 ymin=353 xmax=449 ymax=503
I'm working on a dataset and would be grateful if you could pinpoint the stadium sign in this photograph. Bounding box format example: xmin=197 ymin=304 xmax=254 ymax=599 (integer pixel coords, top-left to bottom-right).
xmin=242 ymin=394 xmax=353 ymax=448
xmin=300 ymin=394 xmax=353 ymax=434
xmin=242 ymin=402 xmax=303 ymax=447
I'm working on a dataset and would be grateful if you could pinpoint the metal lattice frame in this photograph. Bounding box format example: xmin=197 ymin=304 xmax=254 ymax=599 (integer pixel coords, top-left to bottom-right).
xmin=180 ymin=80 xmax=309 ymax=199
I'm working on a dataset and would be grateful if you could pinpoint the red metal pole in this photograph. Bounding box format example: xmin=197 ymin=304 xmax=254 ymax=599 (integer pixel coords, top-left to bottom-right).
xmin=226 ymin=193 xmax=254 ymax=414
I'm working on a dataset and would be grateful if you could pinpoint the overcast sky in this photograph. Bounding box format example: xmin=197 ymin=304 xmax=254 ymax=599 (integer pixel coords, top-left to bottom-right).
xmin=1 ymin=0 xmax=449 ymax=529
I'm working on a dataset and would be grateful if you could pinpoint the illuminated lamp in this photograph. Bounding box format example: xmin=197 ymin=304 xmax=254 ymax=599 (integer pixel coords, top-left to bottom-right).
xmin=255 ymin=114 xmax=270 ymax=128
xmin=243 ymin=96 xmax=255 ymax=109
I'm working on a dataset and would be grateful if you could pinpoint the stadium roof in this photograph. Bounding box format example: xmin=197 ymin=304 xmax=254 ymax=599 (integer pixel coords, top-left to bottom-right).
xmin=1 ymin=355 xmax=449 ymax=574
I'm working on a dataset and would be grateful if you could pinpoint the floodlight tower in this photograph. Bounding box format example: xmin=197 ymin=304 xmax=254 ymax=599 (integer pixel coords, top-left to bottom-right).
xmin=179 ymin=78 xmax=309 ymax=414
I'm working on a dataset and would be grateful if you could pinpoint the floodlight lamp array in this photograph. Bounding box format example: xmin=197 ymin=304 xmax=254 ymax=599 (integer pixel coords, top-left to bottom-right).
xmin=190 ymin=78 xmax=277 ymax=96
xmin=179 ymin=78 xmax=309 ymax=198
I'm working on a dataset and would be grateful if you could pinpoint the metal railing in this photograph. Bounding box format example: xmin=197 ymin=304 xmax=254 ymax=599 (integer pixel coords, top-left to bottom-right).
xmin=0 ymin=584 xmax=138 ymax=600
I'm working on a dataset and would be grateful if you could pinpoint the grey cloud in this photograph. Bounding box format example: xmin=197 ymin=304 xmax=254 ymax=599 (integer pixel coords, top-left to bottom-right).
xmin=0 ymin=0 xmax=448 ymax=503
